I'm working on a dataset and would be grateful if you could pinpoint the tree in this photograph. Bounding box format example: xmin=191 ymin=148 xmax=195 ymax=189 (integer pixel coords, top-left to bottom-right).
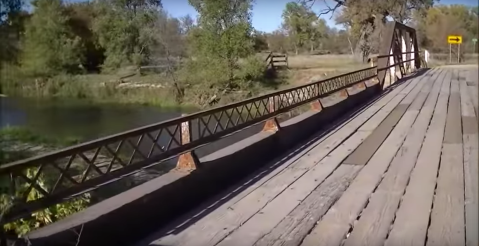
xmin=65 ymin=2 xmax=104 ymax=72
xmin=265 ymin=29 xmax=291 ymax=53
xmin=92 ymin=0 xmax=162 ymax=71
xmin=152 ymin=10 xmax=185 ymax=57
xmin=21 ymin=0 xmax=84 ymax=77
xmin=150 ymin=10 xmax=185 ymax=102
xmin=187 ymin=0 xmax=255 ymax=86
xmin=302 ymin=0 xmax=435 ymax=62
xmin=252 ymin=30 xmax=269 ymax=52
xmin=413 ymin=5 xmax=478 ymax=54
xmin=179 ymin=14 xmax=194 ymax=35
xmin=0 ymin=0 xmax=24 ymax=64
xmin=282 ymin=2 xmax=318 ymax=54
xmin=308 ymin=18 xmax=328 ymax=52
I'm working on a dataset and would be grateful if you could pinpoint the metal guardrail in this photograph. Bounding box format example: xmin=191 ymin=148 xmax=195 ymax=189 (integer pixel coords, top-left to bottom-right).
xmin=0 ymin=21 xmax=422 ymax=226
xmin=0 ymin=66 xmax=377 ymax=223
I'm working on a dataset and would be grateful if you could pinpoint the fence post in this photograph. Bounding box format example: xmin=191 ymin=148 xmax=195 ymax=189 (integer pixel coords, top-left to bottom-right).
xmin=176 ymin=114 xmax=200 ymax=171
xmin=263 ymin=96 xmax=281 ymax=132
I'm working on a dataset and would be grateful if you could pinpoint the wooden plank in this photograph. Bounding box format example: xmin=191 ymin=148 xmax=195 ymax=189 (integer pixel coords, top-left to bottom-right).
xmin=426 ymin=72 xmax=465 ymax=246
xmin=466 ymin=68 xmax=478 ymax=116
xmin=219 ymin=165 xmax=362 ymax=246
xmin=460 ymin=74 xmax=477 ymax=118
xmin=384 ymin=69 xmax=451 ymax=246
xmin=426 ymin=144 xmax=464 ymax=246
xmin=460 ymin=71 xmax=478 ymax=246
xmin=300 ymin=72 xmax=434 ymax=246
xmin=215 ymin=130 xmax=371 ymax=246
xmin=342 ymin=69 xmax=442 ymax=246
xmin=251 ymin=165 xmax=362 ymax=246
xmin=342 ymin=105 xmax=408 ymax=165
xmin=358 ymin=69 xmax=434 ymax=132
xmin=463 ymin=131 xmax=478 ymax=246
xmin=214 ymin=74 xmax=432 ymax=246
xmin=443 ymin=76 xmax=463 ymax=144
xmin=148 ymin=71 xmax=424 ymax=246
xmin=468 ymin=68 xmax=479 ymax=113
xmin=214 ymin=73 xmax=432 ymax=246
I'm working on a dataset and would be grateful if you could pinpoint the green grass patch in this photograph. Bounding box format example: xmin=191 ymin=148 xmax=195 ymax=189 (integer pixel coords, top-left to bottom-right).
xmin=0 ymin=126 xmax=83 ymax=164
xmin=0 ymin=126 xmax=82 ymax=147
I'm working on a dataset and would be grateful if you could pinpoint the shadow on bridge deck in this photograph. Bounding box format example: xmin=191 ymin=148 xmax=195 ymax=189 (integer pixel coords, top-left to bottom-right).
xmin=23 ymin=69 xmax=438 ymax=245
xmin=125 ymin=67 xmax=477 ymax=246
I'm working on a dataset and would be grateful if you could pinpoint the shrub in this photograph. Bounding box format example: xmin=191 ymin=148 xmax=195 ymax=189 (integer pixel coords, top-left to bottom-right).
xmin=237 ymin=56 xmax=265 ymax=83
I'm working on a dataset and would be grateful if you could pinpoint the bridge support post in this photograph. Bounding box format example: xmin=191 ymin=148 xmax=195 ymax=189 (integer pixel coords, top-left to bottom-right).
xmin=310 ymin=100 xmax=323 ymax=111
xmin=263 ymin=96 xmax=281 ymax=132
xmin=176 ymin=115 xmax=200 ymax=171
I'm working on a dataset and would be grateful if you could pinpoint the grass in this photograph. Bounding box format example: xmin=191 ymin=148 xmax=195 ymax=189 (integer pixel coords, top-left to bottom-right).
xmin=0 ymin=126 xmax=82 ymax=164
xmin=282 ymin=54 xmax=367 ymax=88
xmin=0 ymin=54 xmax=369 ymax=109
xmin=0 ymin=126 xmax=82 ymax=146
xmin=426 ymin=53 xmax=478 ymax=67
xmin=1 ymin=70 xmax=185 ymax=108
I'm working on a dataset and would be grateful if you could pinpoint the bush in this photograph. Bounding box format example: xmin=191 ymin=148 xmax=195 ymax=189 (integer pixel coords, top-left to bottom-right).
xmin=237 ymin=56 xmax=265 ymax=82
xmin=0 ymin=126 xmax=88 ymax=237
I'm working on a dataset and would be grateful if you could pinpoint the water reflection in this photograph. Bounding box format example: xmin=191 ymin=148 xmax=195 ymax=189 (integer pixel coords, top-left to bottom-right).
xmin=0 ymin=96 xmax=301 ymax=202
xmin=0 ymin=97 xmax=196 ymax=141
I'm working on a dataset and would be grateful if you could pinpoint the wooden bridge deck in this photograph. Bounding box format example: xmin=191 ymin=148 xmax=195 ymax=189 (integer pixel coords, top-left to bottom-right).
xmin=135 ymin=67 xmax=478 ymax=246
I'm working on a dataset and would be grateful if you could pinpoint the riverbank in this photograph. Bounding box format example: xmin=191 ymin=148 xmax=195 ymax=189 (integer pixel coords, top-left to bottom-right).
xmin=0 ymin=55 xmax=367 ymax=109
xmin=0 ymin=126 xmax=82 ymax=164
xmin=0 ymin=61 xmax=288 ymax=109
xmin=0 ymin=126 xmax=91 ymax=237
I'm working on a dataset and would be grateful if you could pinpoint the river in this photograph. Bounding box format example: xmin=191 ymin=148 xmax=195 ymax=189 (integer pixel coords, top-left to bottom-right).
xmin=0 ymin=96 xmax=203 ymax=199
xmin=0 ymin=96 xmax=299 ymax=200
xmin=0 ymin=96 xmax=197 ymax=141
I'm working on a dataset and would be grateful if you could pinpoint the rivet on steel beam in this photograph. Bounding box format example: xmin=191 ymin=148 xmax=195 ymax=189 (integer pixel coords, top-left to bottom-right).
xmin=176 ymin=114 xmax=200 ymax=171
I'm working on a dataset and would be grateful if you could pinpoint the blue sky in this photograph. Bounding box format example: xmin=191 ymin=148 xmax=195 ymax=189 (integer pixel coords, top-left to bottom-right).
xmin=162 ymin=0 xmax=345 ymax=31
xmin=33 ymin=0 xmax=479 ymax=32
xmin=162 ymin=0 xmax=479 ymax=32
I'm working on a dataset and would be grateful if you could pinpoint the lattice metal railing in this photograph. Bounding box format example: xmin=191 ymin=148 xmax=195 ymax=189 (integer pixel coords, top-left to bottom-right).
xmin=0 ymin=66 xmax=378 ymax=223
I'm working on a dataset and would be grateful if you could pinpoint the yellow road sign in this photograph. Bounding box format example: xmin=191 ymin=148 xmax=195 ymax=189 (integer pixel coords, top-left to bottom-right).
xmin=448 ymin=35 xmax=462 ymax=44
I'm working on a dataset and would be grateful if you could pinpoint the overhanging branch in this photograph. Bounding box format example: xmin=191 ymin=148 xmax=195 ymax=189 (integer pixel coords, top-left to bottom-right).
xmin=299 ymin=0 xmax=345 ymax=18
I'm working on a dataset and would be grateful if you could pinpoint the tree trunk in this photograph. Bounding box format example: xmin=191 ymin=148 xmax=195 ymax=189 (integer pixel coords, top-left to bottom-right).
xmin=354 ymin=30 xmax=368 ymax=63
xmin=347 ymin=36 xmax=355 ymax=56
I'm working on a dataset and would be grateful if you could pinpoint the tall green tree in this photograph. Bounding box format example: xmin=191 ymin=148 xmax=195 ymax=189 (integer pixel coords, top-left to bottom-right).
xmin=92 ymin=0 xmax=162 ymax=71
xmin=65 ymin=1 xmax=104 ymax=72
xmin=302 ymin=0 xmax=435 ymax=61
xmin=21 ymin=0 xmax=84 ymax=77
xmin=252 ymin=30 xmax=269 ymax=52
xmin=0 ymin=0 xmax=24 ymax=64
xmin=265 ymin=29 xmax=291 ymax=53
xmin=413 ymin=4 xmax=478 ymax=53
xmin=282 ymin=2 xmax=319 ymax=54
xmin=179 ymin=14 xmax=194 ymax=35
xmin=187 ymin=0 xmax=254 ymax=86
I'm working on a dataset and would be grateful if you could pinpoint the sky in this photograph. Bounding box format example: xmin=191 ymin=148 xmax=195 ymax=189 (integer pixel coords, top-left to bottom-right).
xmin=30 ymin=0 xmax=479 ymax=32
xmin=162 ymin=0 xmax=344 ymax=31
xmin=161 ymin=0 xmax=479 ymax=32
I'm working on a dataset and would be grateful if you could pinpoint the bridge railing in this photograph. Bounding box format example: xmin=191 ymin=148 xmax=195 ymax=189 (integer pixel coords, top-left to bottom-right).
xmin=0 ymin=21 xmax=421 ymax=226
xmin=0 ymin=66 xmax=378 ymax=224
